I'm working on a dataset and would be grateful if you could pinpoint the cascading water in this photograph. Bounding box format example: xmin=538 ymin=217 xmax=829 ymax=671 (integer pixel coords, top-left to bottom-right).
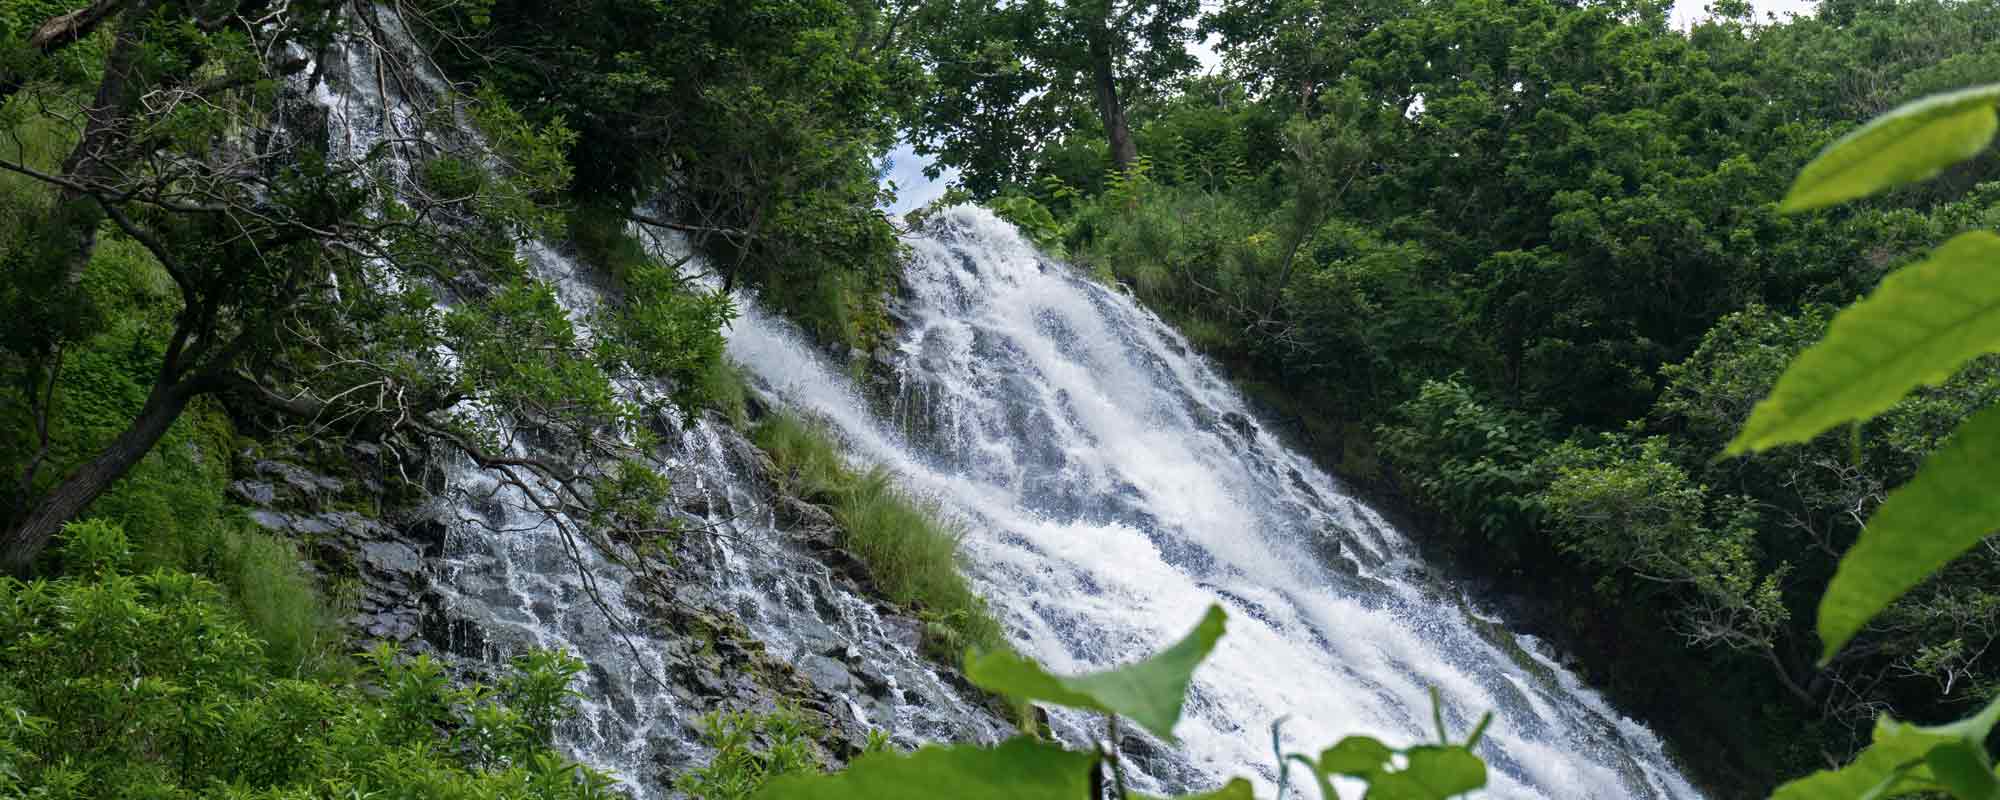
xmin=304 ymin=4 xmax=1705 ymax=797
xmin=305 ymin=9 xmax=1010 ymax=799
xmin=727 ymin=206 xmax=1709 ymax=799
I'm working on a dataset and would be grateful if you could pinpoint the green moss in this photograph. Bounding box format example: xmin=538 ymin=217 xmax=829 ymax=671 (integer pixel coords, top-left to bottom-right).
xmin=752 ymin=412 xmax=1006 ymax=660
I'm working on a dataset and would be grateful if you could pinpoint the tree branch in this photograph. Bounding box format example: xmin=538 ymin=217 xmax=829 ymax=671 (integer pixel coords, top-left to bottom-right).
xmin=27 ymin=0 xmax=131 ymax=51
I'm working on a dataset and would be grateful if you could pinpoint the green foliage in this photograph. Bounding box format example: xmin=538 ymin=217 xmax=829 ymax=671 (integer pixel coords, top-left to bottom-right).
xmin=567 ymin=205 xmax=737 ymax=416
xmin=752 ymin=412 xmax=1004 ymax=659
xmin=1718 ymin=79 xmax=2000 ymax=798
xmin=964 ymin=605 xmax=1224 ymax=740
xmin=1541 ymin=437 xmax=1790 ymax=653
xmin=221 ymin=528 xmax=350 ymax=678
xmin=755 ymin=737 xmax=1097 ymax=800
xmin=765 ymin=605 xmax=1487 ymax=800
xmin=1376 ymin=379 xmax=1549 ymax=550
xmin=1310 ymin=739 xmax=1486 ymax=800
xmin=1782 ymin=84 xmax=2000 ymax=211
xmin=986 ymin=194 xmax=1068 ymax=258
xmin=1814 ymin=404 xmax=2000 ymax=662
xmin=1773 ymin=695 xmax=2000 ymax=800
xmin=416 ymin=0 xmax=910 ymax=352
xmin=674 ymin=708 xmax=821 ymax=800
xmin=0 ymin=521 xmax=613 ymax=799
xmin=929 ymin=0 xmax=2000 ymax=790
xmin=1727 ymin=231 xmax=2000 ymax=455
xmin=698 ymin=357 xmax=754 ymax=428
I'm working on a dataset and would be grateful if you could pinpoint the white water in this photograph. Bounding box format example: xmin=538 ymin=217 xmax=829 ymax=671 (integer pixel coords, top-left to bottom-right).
xmin=305 ymin=4 xmax=1707 ymax=796
xmin=728 ymin=207 xmax=1707 ymax=799
xmin=307 ymin=11 xmax=1012 ymax=797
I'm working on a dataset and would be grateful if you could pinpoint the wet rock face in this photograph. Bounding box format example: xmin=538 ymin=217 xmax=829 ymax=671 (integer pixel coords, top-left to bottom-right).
xmin=232 ymin=404 xmax=1012 ymax=800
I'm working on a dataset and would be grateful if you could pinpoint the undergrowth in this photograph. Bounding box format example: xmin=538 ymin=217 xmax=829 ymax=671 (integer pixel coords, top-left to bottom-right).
xmin=751 ymin=412 xmax=1005 ymax=662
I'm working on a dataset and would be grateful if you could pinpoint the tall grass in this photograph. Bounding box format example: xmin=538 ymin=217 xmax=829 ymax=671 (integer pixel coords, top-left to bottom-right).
xmin=752 ymin=413 xmax=1005 ymax=661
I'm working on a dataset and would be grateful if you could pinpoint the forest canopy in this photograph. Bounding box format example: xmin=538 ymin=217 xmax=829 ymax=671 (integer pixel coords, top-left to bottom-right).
xmin=4 ymin=0 xmax=2000 ymax=797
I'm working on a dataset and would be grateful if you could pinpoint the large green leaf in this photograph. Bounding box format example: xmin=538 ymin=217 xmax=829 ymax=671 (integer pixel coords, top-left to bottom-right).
xmin=1927 ymin=741 xmax=2000 ymax=800
xmin=964 ymin=605 xmax=1227 ymax=740
xmin=750 ymin=737 xmax=1097 ymax=800
xmin=1781 ymin=83 xmax=2000 ymax=212
xmin=1316 ymin=738 xmax=1487 ymax=800
xmin=1725 ymin=231 xmax=2000 ymax=456
xmin=1816 ymin=404 xmax=2000 ymax=660
xmin=1770 ymin=695 xmax=2000 ymax=800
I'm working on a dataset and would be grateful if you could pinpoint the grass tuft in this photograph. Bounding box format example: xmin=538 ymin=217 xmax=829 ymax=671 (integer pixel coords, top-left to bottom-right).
xmin=751 ymin=412 xmax=1005 ymax=661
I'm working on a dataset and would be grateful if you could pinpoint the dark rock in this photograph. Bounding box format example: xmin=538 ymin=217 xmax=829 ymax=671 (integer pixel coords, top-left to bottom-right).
xmin=230 ymin=480 xmax=277 ymax=506
xmin=1221 ymin=411 xmax=1256 ymax=440
xmin=797 ymin=654 xmax=856 ymax=694
xmin=360 ymin=540 xmax=423 ymax=579
xmin=775 ymin=496 xmax=836 ymax=530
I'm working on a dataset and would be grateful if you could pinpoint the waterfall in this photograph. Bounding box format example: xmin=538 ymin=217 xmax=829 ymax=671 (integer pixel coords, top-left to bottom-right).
xmin=302 ymin=4 xmax=1705 ymax=798
xmin=305 ymin=9 xmax=1010 ymax=799
xmin=727 ymin=206 xmax=1708 ymax=799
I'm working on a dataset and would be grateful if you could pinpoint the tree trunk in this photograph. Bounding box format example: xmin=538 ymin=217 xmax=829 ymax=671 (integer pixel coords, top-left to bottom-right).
xmin=55 ymin=0 xmax=155 ymax=289
xmin=1087 ymin=16 xmax=1137 ymax=174
xmin=1 ymin=375 xmax=201 ymax=574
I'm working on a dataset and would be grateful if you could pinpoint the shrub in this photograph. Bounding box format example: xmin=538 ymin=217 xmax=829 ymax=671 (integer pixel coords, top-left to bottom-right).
xmin=673 ymin=708 xmax=821 ymax=800
xmin=0 ymin=521 xmax=612 ymax=799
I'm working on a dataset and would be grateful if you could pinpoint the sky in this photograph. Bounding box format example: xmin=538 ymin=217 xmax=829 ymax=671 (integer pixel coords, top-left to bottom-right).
xmin=881 ymin=0 xmax=1820 ymax=214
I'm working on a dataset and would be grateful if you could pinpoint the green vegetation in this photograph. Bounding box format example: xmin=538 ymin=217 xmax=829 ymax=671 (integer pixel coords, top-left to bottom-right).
xmin=964 ymin=605 xmax=1224 ymax=740
xmin=14 ymin=0 xmax=2000 ymax=797
xmin=907 ymin=0 xmax=2000 ymax=790
xmin=0 ymin=521 xmax=613 ymax=799
xmin=1722 ymin=79 xmax=2000 ymax=800
xmin=674 ymin=708 xmax=823 ymax=800
xmin=411 ymin=0 xmax=912 ymax=353
xmin=752 ymin=412 xmax=1005 ymax=661
xmin=761 ymin=605 xmax=1484 ymax=800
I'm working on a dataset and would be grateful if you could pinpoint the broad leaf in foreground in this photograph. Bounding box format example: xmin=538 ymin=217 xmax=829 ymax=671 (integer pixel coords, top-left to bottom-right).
xmin=1317 ymin=737 xmax=1487 ymax=800
xmin=1781 ymin=83 xmax=2000 ymax=212
xmin=964 ymin=604 xmax=1226 ymax=740
xmin=1816 ymin=404 xmax=2000 ymax=660
xmin=1771 ymin=695 xmax=2000 ymax=800
xmin=750 ymin=738 xmax=1096 ymax=800
xmin=1726 ymin=231 xmax=2000 ymax=455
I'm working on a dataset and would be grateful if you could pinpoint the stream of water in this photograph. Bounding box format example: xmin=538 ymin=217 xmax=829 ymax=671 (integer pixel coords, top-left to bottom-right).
xmin=727 ymin=207 xmax=1707 ymax=799
xmin=308 ymin=6 xmax=1705 ymax=796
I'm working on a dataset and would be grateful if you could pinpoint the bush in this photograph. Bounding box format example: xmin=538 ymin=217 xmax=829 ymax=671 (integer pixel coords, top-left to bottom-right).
xmin=751 ymin=413 xmax=1005 ymax=660
xmin=673 ymin=708 xmax=821 ymax=800
xmin=0 ymin=520 xmax=613 ymax=800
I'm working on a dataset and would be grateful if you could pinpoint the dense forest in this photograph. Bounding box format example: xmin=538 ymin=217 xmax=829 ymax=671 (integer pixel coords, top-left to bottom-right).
xmin=916 ymin=0 xmax=2000 ymax=790
xmin=5 ymin=0 xmax=2000 ymax=797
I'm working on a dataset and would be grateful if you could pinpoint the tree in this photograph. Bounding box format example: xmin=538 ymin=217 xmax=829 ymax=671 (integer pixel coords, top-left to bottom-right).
xmin=413 ymin=0 xmax=913 ymax=347
xmin=0 ymin=1 xmax=727 ymax=572
xmin=907 ymin=0 xmax=1198 ymax=196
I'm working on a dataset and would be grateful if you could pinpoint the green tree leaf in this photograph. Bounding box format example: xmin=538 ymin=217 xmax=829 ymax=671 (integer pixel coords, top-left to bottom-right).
xmin=750 ymin=738 xmax=1097 ymax=800
xmin=963 ymin=605 xmax=1226 ymax=740
xmin=1319 ymin=736 xmax=1396 ymax=775
xmin=1397 ymin=747 xmax=1489 ymax=797
xmin=1926 ymin=741 xmax=2000 ymax=800
xmin=1781 ymin=83 xmax=2000 ymax=212
xmin=1816 ymin=404 xmax=2000 ymax=659
xmin=1315 ymin=738 xmax=1486 ymax=799
xmin=1771 ymin=695 xmax=2000 ymax=800
xmin=1726 ymin=231 xmax=2000 ymax=456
